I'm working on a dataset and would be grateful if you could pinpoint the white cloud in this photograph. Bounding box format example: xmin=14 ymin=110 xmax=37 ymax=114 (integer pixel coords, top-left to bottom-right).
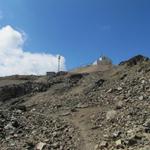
xmin=0 ymin=25 xmax=66 ymax=76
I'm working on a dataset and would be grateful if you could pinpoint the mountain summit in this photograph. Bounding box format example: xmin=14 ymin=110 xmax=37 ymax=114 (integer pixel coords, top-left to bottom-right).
xmin=0 ymin=55 xmax=150 ymax=150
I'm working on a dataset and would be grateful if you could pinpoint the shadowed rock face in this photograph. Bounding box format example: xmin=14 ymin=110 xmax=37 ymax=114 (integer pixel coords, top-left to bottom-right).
xmin=68 ymin=73 xmax=87 ymax=84
xmin=119 ymin=55 xmax=150 ymax=67
xmin=0 ymin=82 xmax=48 ymax=102
xmin=0 ymin=73 xmax=86 ymax=102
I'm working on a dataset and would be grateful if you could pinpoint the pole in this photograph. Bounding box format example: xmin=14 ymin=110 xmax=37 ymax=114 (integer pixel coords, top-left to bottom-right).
xmin=58 ymin=55 xmax=61 ymax=72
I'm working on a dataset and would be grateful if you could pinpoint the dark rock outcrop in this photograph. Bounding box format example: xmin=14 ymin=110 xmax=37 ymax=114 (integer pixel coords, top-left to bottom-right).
xmin=119 ymin=55 xmax=149 ymax=67
xmin=0 ymin=82 xmax=48 ymax=102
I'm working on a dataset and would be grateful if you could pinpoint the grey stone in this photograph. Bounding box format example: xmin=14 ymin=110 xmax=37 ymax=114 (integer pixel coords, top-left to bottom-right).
xmin=99 ymin=141 xmax=108 ymax=148
xmin=106 ymin=110 xmax=117 ymax=121
xmin=35 ymin=142 xmax=46 ymax=150
xmin=143 ymin=119 xmax=150 ymax=128
xmin=139 ymin=96 xmax=144 ymax=100
xmin=115 ymin=139 xmax=123 ymax=148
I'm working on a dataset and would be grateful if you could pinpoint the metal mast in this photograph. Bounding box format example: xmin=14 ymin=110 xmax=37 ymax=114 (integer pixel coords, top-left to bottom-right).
xmin=58 ymin=55 xmax=61 ymax=72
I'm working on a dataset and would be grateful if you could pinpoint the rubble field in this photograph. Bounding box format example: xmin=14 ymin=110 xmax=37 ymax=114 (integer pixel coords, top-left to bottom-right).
xmin=0 ymin=55 xmax=150 ymax=150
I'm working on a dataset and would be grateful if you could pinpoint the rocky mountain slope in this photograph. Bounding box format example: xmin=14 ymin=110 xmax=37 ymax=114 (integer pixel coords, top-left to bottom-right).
xmin=0 ymin=55 xmax=150 ymax=150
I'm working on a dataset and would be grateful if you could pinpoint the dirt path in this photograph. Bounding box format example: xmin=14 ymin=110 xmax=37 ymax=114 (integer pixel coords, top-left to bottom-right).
xmin=64 ymin=107 xmax=100 ymax=150
xmin=71 ymin=114 xmax=95 ymax=150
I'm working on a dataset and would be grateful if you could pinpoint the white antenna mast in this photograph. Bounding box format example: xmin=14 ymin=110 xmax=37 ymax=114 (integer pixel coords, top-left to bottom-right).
xmin=58 ymin=55 xmax=61 ymax=72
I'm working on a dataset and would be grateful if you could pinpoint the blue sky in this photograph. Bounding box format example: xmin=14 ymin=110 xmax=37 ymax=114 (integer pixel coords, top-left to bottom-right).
xmin=0 ymin=0 xmax=150 ymax=71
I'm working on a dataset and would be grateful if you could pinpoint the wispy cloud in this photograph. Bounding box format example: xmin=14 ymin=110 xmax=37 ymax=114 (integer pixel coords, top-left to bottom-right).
xmin=0 ymin=25 xmax=66 ymax=76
